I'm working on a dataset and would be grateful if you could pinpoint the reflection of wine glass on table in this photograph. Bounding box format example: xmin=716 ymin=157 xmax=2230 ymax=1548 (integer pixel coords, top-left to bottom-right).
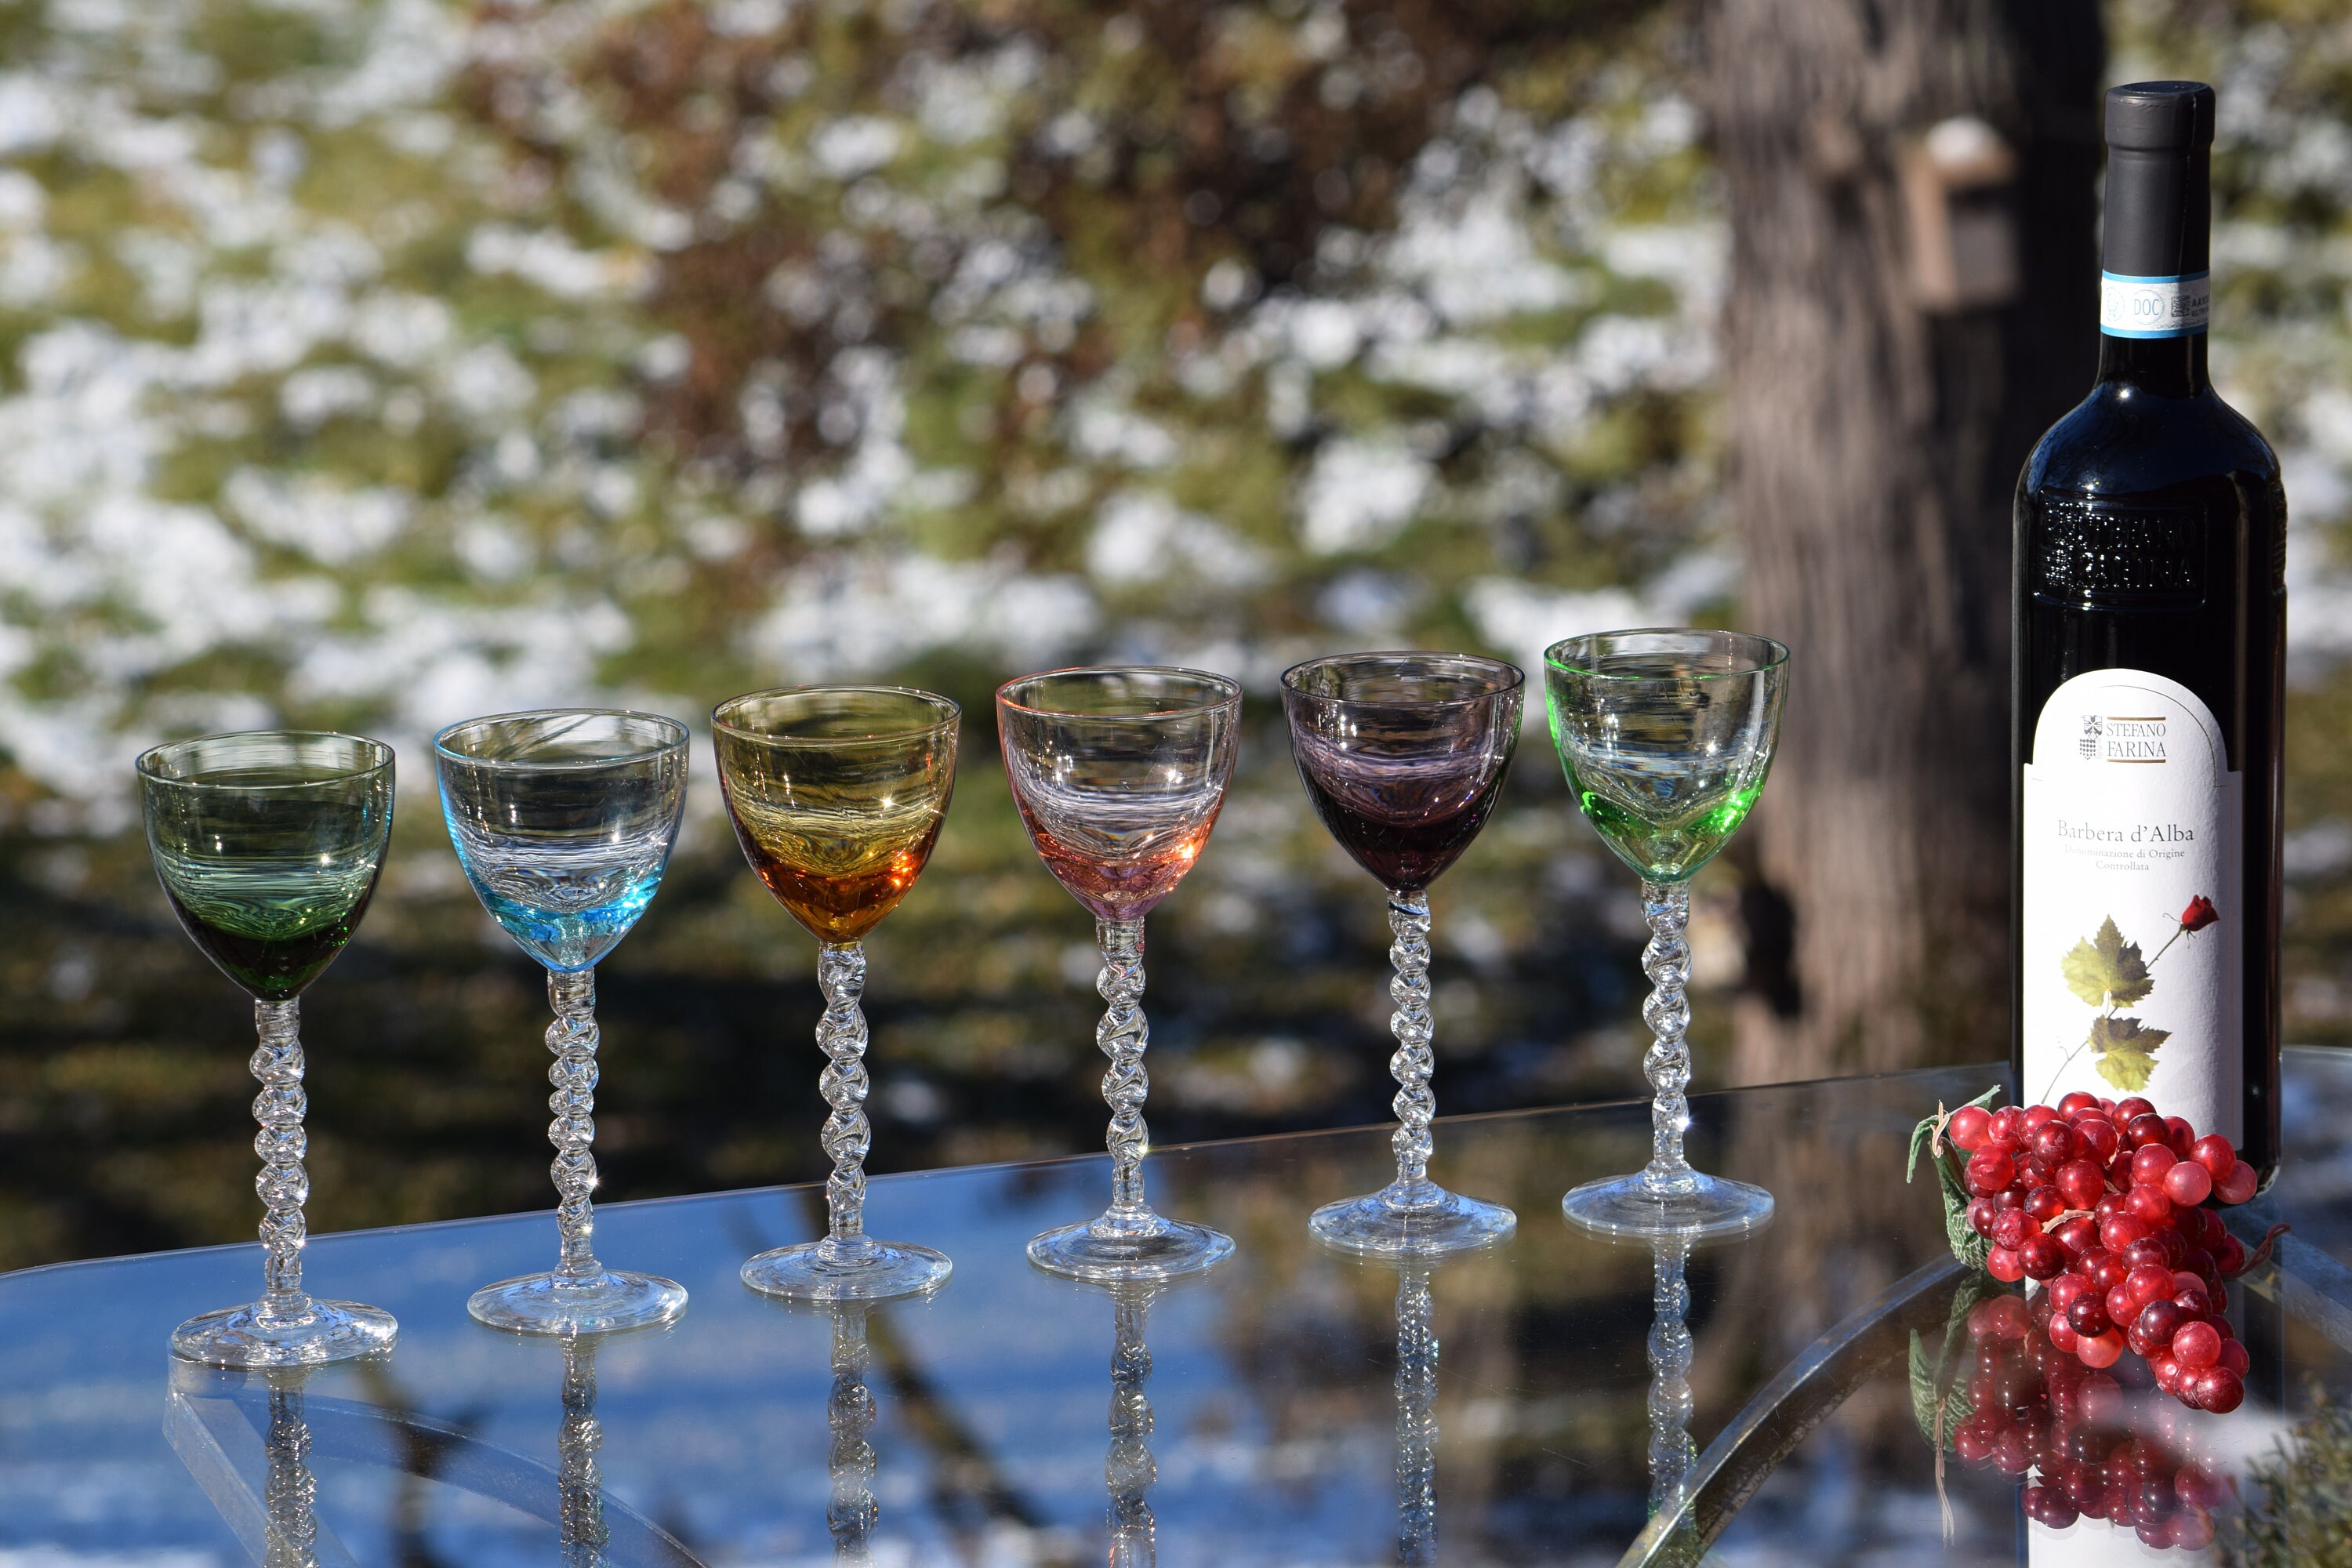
xmin=165 ymin=1362 xmax=336 ymax=1566
xmin=437 ymin=710 xmax=691 ymax=1335
xmin=138 ymin=731 xmax=399 ymax=1368
xmin=1643 ymin=1234 xmax=1697 ymax=1520
xmin=822 ymin=1305 xmax=880 ymax=1566
xmin=1283 ymin=652 xmax=1523 ymax=1258
xmin=556 ymin=1334 xmax=608 ymax=1568
xmin=999 ymin=667 xmax=1242 ymax=1283
xmin=1392 ymin=1264 xmax=1439 ymax=1566
xmin=714 ymin=687 xmax=960 ymax=1302
xmin=1546 ymin=630 xmax=1788 ymax=1239
xmin=1101 ymin=1282 xmax=1163 ymax=1568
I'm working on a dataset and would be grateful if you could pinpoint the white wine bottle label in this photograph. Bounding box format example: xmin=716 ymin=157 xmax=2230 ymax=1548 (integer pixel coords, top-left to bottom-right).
xmin=2022 ymin=670 xmax=2241 ymax=1137
xmin=2100 ymin=270 xmax=2211 ymax=338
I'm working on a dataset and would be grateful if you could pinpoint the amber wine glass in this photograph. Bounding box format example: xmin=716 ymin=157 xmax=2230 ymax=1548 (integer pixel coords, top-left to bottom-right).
xmin=138 ymin=731 xmax=398 ymax=1367
xmin=1546 ymin=630 xmax=1788 ymax=1238
xmin=999 ymin=667 xmax=1240 ymax=1282
xmin=1284 ymin=652 xmax=1523 ymax=1258
xmin=713 ymin=686 xmax=959 ymax=1301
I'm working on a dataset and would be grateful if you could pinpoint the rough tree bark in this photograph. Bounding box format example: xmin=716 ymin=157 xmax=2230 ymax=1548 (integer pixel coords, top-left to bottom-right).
xmin=1699 ymin=0 xmax=2107 ymax=1081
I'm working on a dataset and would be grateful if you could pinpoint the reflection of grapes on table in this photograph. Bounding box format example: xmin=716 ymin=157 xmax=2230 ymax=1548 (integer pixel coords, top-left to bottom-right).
xmin=1939 ymin=1290 xmax=2238 ymax=1548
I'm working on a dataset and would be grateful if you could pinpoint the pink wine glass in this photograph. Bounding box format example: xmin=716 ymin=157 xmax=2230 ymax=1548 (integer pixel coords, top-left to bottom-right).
xmin=1283 ymin=652 xmax=1523 ymax=1257
xmin=998 ymin=666 xmax=1242 ymax=1282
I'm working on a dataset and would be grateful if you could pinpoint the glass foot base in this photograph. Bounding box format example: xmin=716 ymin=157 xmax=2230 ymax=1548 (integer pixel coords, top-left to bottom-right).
xmin=1309 ymin=1181 xmax=1517 ymax=1259
xmin=1027 ymin=1211 xmax=1234 ymax=1283
xmin=171 ymin=1298 xmax=398 ymax=1368
xmin=466 ymin=1269 xmax=688 ymax=1335
xmin=742 ymin=1238 xmax=951 ymax=1302
xmin=1561 ymin=1171 xmax=1775 ymax=1240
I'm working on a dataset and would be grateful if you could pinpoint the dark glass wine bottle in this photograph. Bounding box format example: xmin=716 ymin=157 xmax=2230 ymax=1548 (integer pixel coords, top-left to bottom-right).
xmin=2013 ymin=82 xmax=2285 ymax=1174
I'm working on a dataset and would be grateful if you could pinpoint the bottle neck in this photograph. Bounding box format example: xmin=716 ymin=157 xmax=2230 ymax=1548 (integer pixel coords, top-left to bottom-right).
xmin=2096 ymin=331 xmax=2209 ymax=397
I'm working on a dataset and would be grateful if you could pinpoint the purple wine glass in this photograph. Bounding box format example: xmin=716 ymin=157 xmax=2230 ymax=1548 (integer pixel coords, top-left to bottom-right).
xmin=1283 ymin=652 xmax=1523 ymax=1257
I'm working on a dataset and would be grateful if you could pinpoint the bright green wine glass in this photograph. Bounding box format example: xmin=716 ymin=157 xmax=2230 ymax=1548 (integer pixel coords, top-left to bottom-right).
xmin=137 ymin=731 xmax=398 ymax=1367
xmin=1545 ymin=630 xmax=1788 ymax=1238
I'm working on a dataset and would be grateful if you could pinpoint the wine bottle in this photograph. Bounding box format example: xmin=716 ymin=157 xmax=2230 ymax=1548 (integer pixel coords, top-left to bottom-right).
xmin=2013 ymin=81 xmax=2285 ymax=1174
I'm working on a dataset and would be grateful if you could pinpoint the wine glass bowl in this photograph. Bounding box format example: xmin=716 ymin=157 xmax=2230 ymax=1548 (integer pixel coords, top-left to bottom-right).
xmin=713 ymin=687 xmax=956 ymax=945
xmin=999 ymin=667 xmax=1240 ymax=1282
xmin=1544 ymin=630 xmax=1785 ymax=884
xmin=1282 ymin=652 xmax=1523 ymax=1258
xmin=436 ymin=709 xmax=691 ymax=1334
xmin=999 ymin=668 xmax=1240 ymax=922
xmin=1544 ymin=630 xmax=1788 ymax=1240
xmin=714 ymin=686 xmax=960 ymax=1301
xmin=437 ymin=711 xmax=689 ymax=973
xmin=137 ymin=731 xmax=398 ymax=1367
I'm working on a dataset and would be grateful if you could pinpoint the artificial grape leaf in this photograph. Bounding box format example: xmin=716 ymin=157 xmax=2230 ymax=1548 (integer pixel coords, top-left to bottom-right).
xmin=1910 ymin=1275 xmax=1987 ymax=1451
xmin=2060 ymin=916 xmax=2154 ymax=1008
xmin=1907 ymin=1085 xmax=2002 ymax=1270
xmin=2089 ymin=1014 xmax=2169 ymax=1093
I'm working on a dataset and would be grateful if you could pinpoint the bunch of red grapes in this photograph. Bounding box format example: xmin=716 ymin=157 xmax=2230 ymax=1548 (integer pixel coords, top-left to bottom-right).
xmin=1948 ymin=1092 xmax=2263 ymax=1413
xmin=1954 ymin=1293 xmax=2237 ymax=1548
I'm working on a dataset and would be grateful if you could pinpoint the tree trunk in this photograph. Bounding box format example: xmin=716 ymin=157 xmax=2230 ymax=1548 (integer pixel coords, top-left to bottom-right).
xmin=1700 ymin=0 xmax=2106 ymax=1081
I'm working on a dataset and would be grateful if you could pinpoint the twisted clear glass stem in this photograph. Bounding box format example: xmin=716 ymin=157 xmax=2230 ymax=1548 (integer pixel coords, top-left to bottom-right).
xmin=1648 ymin=1233 xmax=1697 ymax=1515
xmin=1395 ymin=1265 xmax=1438 ymax=1566
xmin=1096 ymin=918 xmax=1152 ymax=1227
xmin=1385 ymin=888 xmax=1438 ymax=1200
xmin=1107 ymin=1287 xmax=1157 ymax=1568
xmin=262 ymin=1382 xmax=318 ymax=1568
xmin=546 ymin=970 xmax=604 ymax=1283
xmin=558 ymin=1334 xmax=608 ymax=1566
xmin=250 ymin=999 xmax=313 ymax=1324
xmin=817 ymin=942 xmax=875 ymax=1261
xmin=828 ymin=1307 xmax=878 ymax=1566
xmin=1637 ymin=881 xmax=1697 ymax=1196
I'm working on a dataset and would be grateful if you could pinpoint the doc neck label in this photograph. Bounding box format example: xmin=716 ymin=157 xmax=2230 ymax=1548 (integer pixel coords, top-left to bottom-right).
xmin=2022 ymin=670 xmax=2240 ymax=1140
xmin=2100 ymin=270 xmax=2211 ymax=339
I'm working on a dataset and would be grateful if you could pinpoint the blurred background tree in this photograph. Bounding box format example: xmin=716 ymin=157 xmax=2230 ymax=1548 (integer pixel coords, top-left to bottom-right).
xmin=0 ymin=0 xmax=2347 ymax=1271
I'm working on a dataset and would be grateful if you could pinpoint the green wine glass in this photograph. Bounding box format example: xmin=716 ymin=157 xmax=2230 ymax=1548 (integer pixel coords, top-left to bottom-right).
xmin=137 ymin=731 xmax=398 ymax=1367
xmin=1545 ymin=630 xmax=1788 ymax=1238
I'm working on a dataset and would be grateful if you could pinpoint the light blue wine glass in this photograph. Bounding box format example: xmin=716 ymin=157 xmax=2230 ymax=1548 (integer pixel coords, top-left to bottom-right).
xmin=436 ymin=709 xmax=691 ymax=1334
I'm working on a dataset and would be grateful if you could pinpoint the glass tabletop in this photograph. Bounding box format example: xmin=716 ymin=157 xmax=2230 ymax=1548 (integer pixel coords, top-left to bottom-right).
xmin=5 ymin=1053 xmax=2350 ymax=1567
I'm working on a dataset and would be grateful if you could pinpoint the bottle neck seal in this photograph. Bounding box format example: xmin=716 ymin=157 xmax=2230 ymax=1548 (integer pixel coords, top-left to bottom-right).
xmin=2097 ymin=136 xmax=2211 ymax=394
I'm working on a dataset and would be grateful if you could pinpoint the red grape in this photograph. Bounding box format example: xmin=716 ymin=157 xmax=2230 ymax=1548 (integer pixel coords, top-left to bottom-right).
xmin=2055 ymin=1160 xmax=2105 ymax=1210
xmin=2052 ymin=1215 xmax=2100 ymax=1260
xmin=2136 ymin=1298 xmax=2186 ymax=1348
xmin=2164 ymin=1160 xmax=2213 ymax=1206
xmin=2189 ymin=1366 xmax=2243 ymax=1414
xmin=2059 ymin=1091 xmax=2100 ymax=1116
xmin=2172 ymin=1319 xmax=2221 ymax=1371
xmin=2116 ymin=1097 xmax=2157 ymax=1123
xmin=2101 ymin=1214 xmax=2151 ymax=1253
xmin=2077 ymin=1118 xmax=2122 ymax=1161
xmin=2020 ymin=1234 xmax=2066 ymax=1280
xmin=1987 ymin=1246 xmax=2024 ymax=1283
xmin=2076 ymin=1328 xmax=2125 ymax=1369
xmin=2219 ymin=1339 xmax=2249 ymax=1377
xmin=2126 ymin=1264 xmax=2178 ymax=1309
xmin=2130 ymin=1143 xmax=2178 ymax=1184
xmin=2216 ymin=1160 xmax=2259 ymax=1205
xmin=1949 ymin=1105 xmax=1992 ymax=1150
xmin=1965 ymin=1147 xmax=2016 ymax=1196
xmin=2190 ymin=1133 xmax=2235 ymax=1181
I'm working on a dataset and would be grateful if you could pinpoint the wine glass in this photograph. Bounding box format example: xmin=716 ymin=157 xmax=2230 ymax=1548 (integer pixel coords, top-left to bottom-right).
xmin=1283 ymin=652 xmax=1523 ymax=1258
xmin=1545 ymin=630 xmax=1788 ymax=1237
xmin=998 ymin=666 xmax=1240 ymax=1282
xmin=713 ymin=686 xmax=959 ymax=1302
xmin=137 ymin=731 xmax=399 ymax=1367
xmin=436 ymin=710 xmax=691 ymax=1334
